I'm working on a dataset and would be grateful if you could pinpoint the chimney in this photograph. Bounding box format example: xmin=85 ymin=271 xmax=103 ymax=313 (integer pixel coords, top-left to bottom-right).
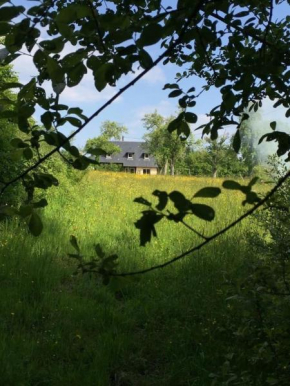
xmin=122 ymin=136 xmax=124 ymax=142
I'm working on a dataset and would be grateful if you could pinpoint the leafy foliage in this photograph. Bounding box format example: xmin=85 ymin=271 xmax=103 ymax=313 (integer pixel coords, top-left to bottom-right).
xmin=213 ymin=156 xmax=290 ymax=385
xmin=0 ymin=0 xmax=290 ymax=236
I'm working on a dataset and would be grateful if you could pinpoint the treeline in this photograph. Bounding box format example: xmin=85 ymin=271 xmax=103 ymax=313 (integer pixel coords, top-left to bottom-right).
xmin=142 ymin=111 xmax=261 ymax=178
xmin=0 ymin=64 xmax=79 ymax=207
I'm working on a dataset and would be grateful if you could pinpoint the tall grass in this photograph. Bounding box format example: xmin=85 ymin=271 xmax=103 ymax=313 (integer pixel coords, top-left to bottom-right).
xmin=0 ymin=172 xmax=264 ymax=385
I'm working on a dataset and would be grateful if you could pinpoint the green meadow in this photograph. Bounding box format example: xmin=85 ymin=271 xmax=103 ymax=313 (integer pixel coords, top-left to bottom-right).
xmin=0 ymin=172 xmax=274 ymax=385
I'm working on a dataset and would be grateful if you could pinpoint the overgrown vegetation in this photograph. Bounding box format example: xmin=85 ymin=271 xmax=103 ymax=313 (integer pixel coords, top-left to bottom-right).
xmin=0 ymin=0 xmax=290 ymax=384
xmin=2 ymin=171 xmax=283 ymax=386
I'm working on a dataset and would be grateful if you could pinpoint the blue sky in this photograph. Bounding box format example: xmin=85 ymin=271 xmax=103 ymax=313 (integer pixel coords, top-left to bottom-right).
xmin=10 ymin=0 xmax=290 ymax=148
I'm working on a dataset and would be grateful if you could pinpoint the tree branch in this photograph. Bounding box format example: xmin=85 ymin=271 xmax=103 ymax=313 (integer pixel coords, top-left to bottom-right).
xmin=0 ymin=0 xmax=205 ymax=196
xmin=86 ymin=0 xmax=107 ymax=53
xmin=211 ymin=11 xmax=290 ymax=60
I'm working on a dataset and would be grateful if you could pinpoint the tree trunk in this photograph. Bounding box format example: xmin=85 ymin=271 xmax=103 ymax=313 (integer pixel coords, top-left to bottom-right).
xmin=170 ymin=161 xmax=175 ymax=176
xmin=163 ymin=159 xmax=168 ymax=175
xmin=212 ymin=166 xmax=217 ymax=178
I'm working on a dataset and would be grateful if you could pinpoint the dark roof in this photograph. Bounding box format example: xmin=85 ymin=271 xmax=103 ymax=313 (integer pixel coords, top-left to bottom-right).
xmin=99 ymin=141 xmax=158 ymax=168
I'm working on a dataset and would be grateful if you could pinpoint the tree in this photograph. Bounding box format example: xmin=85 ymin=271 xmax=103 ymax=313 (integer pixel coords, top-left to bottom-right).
xmin=0 ymin=0 xmax=290 ymax=239
xmin=181 ymin=136 xmax=247 ymax=177
xmin=204 ymin=135 xmax=228 ymax=178
xmin=143 ymin=111 xmax=192 ymax=175
xmin=0 ymin=64 xmax=26 ymax=205
xmin=84 ymin=121 xmax=128 ymax=157
xmin=99 ymin=121 xmax=128 ymax=141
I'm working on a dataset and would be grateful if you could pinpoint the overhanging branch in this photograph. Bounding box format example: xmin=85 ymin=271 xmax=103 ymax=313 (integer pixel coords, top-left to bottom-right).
xmin=0 ymin=0 xmax=205 ymax=196
xmin=111 ymin=169 xmax=290 ymax=277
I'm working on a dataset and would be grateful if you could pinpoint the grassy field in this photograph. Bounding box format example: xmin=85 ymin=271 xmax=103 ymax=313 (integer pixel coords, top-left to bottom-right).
xmin=0 ymin=171 xmax=265 ymax=385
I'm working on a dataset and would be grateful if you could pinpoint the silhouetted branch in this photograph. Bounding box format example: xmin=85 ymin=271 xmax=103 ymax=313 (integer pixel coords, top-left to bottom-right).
xmin=0 ymin=0 xmax=205 ymax=196
xmin=111 ymin=169 xmax=290 ymax=277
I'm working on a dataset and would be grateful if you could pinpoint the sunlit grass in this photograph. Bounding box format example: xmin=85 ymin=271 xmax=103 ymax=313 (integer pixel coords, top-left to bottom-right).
xmin=0 ymin=171 xmax=267 ymax=385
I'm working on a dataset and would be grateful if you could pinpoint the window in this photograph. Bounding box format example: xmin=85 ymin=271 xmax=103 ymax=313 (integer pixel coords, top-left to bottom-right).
xmin=125 ymin=167 xmax=135 ymax=173
xmin=127 ymin=152 xmax=134 ymax=159
xmin=143 ymin=169 xmax=150 ymax=175
xmin=143 ymin=153 xmax=149 ymax=159
xmin=105 ymin=154 xmax=112 ymax=159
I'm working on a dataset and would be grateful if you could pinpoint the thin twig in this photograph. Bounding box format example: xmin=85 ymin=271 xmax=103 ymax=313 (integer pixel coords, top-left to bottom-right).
xmin=86 ymin=0 xmax=107 ymax=53
xmin=181 ymin=219 xmax=209 ymax=240
xmin=57 ymin=150 xmax=73 ymax=165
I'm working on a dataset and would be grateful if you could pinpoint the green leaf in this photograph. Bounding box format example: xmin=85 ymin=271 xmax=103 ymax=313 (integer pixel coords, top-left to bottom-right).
xmin=33 ymin=173 xmax=59 ymax=189
xmin=62 ymin=51 xmax=86 ymax=68
xmin=93 ymin=64 xmax=109 ymax=92
xmin=10 ymin=138 xmax=28 ymax=148
xmin=193 ymin=187 xmax=221 ymax=198
xmin=46 ymin=57 xmax=64 ymax=83
xmin=67 ymin=146 xmax=79 ymax=157
xmin=178 ymin=96 xmax=188 ymax=109
xmin=177 ymin=121 xmax=190 ymax=139
xmin=39 ymin=37 xmax=65 ymax=54
xmin=72 ymin=156 xmax=90 ymax=170
xmin=184 ymin=112 xmax=197 ymax=123
xmin=33 ymin=49 xmax=47 ymax=70
xmin=139 ymin=23 xmax=163 ymax=47
xmin=10 ymin=148 xmax=23 ymax=161
xmin=163 ymin=83 xmax=180 ymax=90
xmin=52 ymin=82 xmax=66 ymax=95
xmin=167 ymin=118 xmax=179 ymax=133
xmin=191 ymin=203 xmax=215 ymax=221
xmin=70 ymin=235 xmax=80 ymax=253
xmin=233 ymin=129 xmax=241 ymax=153
xmin=41 ymin=111 xmax=53 ymax=130
xmin=139 ymin=49 xmax=153 ymax=69
xmin=28 ymin=212 xmax=43 ymax=236
xmin=67 ymin=62 xmax=87 ymax=87
xmin=58 ymin=116 xmax=82 ymax=128
xmin=169 ymin=89 xmax=183 ymax=98
xmin=18 ymin=78 xmax=36 ymax=101
xmin=0 ymin=6 xmax=25 ymax=21
xmin=56 ymin=4 xmax=91 ymax=24
xmin=270 ymin=121 xmax=276 ymax=130
xmin=67 ymin=107 xmax=87 ymax=121
xmin=23 ymin=147 xmax=33 ymax=160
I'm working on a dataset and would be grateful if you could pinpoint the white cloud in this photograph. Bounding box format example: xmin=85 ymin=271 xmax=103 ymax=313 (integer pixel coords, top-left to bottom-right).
xmin=12 ymin=47 xmax=122 ymax=105
xmin=61 ymin=71 xmax=122 ymax=104
xmin=123 ymin=99 xmax=176 ymax=139
xmin=126 ymin=65 xmax=166 ymax=85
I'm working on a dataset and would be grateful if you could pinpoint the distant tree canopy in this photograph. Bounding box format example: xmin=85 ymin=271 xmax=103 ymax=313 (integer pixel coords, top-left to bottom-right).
xmin=143 ymin=111 xmax=193 ymax=175
xmin=1 ymin=0 xmax=290 ymax=235
xmin=84 ymin=121 xmax=128 ymax=157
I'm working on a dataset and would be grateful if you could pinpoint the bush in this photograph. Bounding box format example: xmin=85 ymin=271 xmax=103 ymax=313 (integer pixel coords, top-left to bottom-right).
xmin=212 ymin=156 xmax=290 ymax=385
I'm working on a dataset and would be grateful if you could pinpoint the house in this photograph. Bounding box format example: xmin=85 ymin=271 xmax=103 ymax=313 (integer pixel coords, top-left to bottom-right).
xmin=99 ymin=140 xmax=158 ymax=175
